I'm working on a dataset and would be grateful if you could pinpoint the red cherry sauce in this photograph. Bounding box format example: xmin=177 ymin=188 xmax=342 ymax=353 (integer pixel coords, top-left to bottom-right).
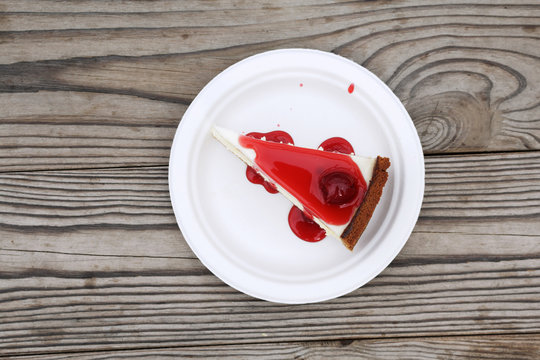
xmin=288 ymin=206 xmax=326 ymax=242
xmin=238 ymin=135 xmax=367 ymax=226
xmin=348 ymin=83 xmax=355 ymax=94
xmin=319 ymin=137 xmax=355 ymax=155
xmin=244 ymin=131 xmax=294 ymax=194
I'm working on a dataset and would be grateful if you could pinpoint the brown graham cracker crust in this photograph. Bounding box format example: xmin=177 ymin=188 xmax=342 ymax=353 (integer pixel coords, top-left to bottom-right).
xmin=341 ymin=156 xmax=391 ymax=251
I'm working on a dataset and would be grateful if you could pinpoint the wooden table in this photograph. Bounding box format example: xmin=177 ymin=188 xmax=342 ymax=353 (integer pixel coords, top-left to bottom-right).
xmin=1 ymin=1 xmax=539 ymax=358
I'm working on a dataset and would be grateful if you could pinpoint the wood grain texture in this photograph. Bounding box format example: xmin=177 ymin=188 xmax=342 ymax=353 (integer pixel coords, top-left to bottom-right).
xmin=1 ymin=0 xmax=540 ymax=357
xmin=0 ymin=92 xmax=184 ymax=172
xmin=1 ymin=1 xmax=539 ymax=171
xmin=12 ymin=335 xmax=540 ymax=360
xmin=0 ymin=152 xmax=539 ymax=355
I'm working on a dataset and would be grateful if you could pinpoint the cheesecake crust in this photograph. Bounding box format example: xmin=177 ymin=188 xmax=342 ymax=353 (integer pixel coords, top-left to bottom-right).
xmin=340 ymin=156 xmax=390 ymax=251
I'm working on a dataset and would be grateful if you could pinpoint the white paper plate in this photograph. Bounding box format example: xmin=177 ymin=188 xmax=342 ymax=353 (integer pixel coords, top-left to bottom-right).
xmin=169 ymin=49 xmax=424 ymax=304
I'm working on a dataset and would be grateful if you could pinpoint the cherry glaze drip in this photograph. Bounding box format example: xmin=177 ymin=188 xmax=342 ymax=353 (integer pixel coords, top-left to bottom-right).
xmin=244 ymin=131 xmax=294 ymax=194
xmin=319 ymin=137 xmax=355 ymax=155
xmin=348 ymin=83 xmax=355 ymax=94
xmin=288 ymin=206 xmax=326 ymax=242
xmin=245 ymin=168 xmax=278 ymax=193
xmin=246 ymin=131 xmax=294 ymax=145
xmin=238 ymin=135 xmax=367 ymax=225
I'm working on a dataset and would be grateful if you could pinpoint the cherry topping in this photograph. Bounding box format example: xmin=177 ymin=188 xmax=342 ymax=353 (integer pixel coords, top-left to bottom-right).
xmin=289 ymin=136 xmax=359 ymax=242
xmin=288 ymin=206 xmax=326 ymax=242
xmin=317 ymin=139 xmax=360 ymax=206
xmin=240 ymin=131 xmax=363 ymax=244
xmin=319 ymin=171 xmax=360 ymax=206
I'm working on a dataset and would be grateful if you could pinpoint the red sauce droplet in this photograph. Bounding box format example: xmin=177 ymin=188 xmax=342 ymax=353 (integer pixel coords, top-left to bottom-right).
xmin=238 ymin=135 xmax=366 ymax=225
xmin=319 ymin=137 xmax=355 ymax=155
xmin=348 ymin=83 xmax=355 ymax=94
xmin=244 ymin=131 xmax=294 ymax=193
xmin=288 ymin=206 xmax=326 ymax=242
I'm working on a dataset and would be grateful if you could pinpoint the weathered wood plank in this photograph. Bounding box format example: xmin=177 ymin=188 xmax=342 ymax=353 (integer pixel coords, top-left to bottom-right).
xmin=1 ymin=1 xmax=539 ymax=171
xmin=0 ymin=152 xmax=539 ymax=355
xmin=0 ymin=0 xmax=360 ymax=13
xmin=12 ymin=335 xmax=540 ymax=360
xmin=0 ymin=92 xmax=184 ymax=172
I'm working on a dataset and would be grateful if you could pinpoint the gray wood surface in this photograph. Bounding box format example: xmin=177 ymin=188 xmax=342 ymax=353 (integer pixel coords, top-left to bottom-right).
xmin=1 ymin=0 xmax=539 ymax=358
xmin=1 ymin=1 xmax=539 ymax=171
xmin=12 ymin=335 xmax=540 ymax=360
xmin=1 ymin=153 xmax=539 ymax=355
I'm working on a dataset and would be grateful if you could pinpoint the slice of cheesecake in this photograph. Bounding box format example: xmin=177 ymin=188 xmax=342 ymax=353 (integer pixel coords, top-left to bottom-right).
xmin=212 ymin=125 xmax=390 ymax=251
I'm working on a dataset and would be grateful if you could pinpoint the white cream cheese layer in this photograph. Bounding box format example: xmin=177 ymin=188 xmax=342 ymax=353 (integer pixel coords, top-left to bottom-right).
xmin=211 ymin=125 xmax=376 ymax=239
